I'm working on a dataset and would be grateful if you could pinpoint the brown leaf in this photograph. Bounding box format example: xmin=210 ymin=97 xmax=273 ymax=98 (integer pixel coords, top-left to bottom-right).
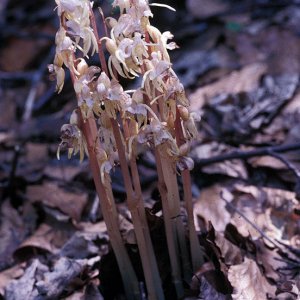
xmin=0 ymin=201 xmax=27 ymax=271
xmin=44 ymin=164 xmax=84 ymax=181
xmin=5 ymin=259 xmax=44 ymax=300
xmin=214 ymin=230 xmax=243 ymax=266
xmin=27 ymin=182 xmax=88 ymax=222
xmin=0 ymin=264 xmax=24 ymax=296
xmin=189 ymin=63 xmax=266 ymax=111
xmin=14 ymin=223 xmax=69 ymax=260
xmin=35 ymin=257 xmax=99 ymax=299
xmin=199 ymin=276 xmax=230 ymax=300
xmin=228 ymin=257 xmax=276 ymax=299
xmin=192 ymin=143 xmax=248 ymax=179
xmin=60 ymin=222 xmax=108 ymax=259
xmin=194 ymin=185 xmax=231 ymax=232
xmin=255 ymin=239 xmax=286 ymax=282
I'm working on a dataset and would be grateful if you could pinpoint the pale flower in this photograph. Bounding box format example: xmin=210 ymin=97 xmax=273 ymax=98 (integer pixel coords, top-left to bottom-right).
xmin=182 ymin=112 xmax=201 ymax=140
xmin=110 ymin=14 xmax=140 ymax=39
xmin=57 ymin=123 xmax=87 ymax=162
xmin=142 ymin=52 xmax=171 ymax=97
xmin=128 ymin=0 xmax=153 ymax=19
xmin=56 ymin=0 xmax=98 ymax=57
xmin=55 ymin=0 xmax=83 ymax=16
xmin=112 ymin=0 xmax=130 ymax=14
xmin=146 ymin=25 xmax=177 ymax=62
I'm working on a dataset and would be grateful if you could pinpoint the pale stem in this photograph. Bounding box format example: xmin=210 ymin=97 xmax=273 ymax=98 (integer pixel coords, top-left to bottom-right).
xmin=90 ymin=7 xmax=165 ymax=297
xmin=143 ymin=92 xmax=184 ymax=298
xmin=174 ymin=107 xmax=206 ymax=272
xmin=89 ymin=5 xmax=108 ymax=75
xmin=154 ymin=149 xmax=184 ymax=298
xmin=111 ymin=118 xmax=165 ymax=300
xmin=77 ymin=114 xmax=140 ymax=300
xmin=68 ymin=49 xmax=139 ymax=298
xmin=125 ymin=120 xmax=165 ymax=299
xmin=158 ymin=154 xmax=192 ymax=284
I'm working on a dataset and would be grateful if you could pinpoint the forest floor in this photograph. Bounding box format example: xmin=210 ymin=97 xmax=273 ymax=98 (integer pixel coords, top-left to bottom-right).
xmin=0 ymin=0 xmax=300 ymax=299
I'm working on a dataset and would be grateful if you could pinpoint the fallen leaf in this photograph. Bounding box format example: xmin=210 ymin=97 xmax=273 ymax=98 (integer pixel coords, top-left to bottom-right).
xmin=189 ymin=63 xmax=266 ymax=111
xmin=228 ymin=257 xmax=276 ymax=299
xmin=192 ymin=142 xmax=248 ymax=179
xmin=199 ymin=276 xmax=230 ymax=300
xmin=0 ymin=264 xmax=24 ymax=296
xmin=194 ymin=185 xmax=231 ymax=232
xmin=35 ymin=256 xmax=99 ymax=299
xmin=214 ymin=230 xmax=243 ymax=266
xmin=44 ymin=164 xmax=84 ymax=181
xmin=27 ymin=181 xmax=88 ymax=222
xmin=0 ymin=201 xmax=27 ymax=271
xmin=60 ymin=226 xmax=108 ymax=259
xmin=14 ymin=223 xmax=67 ymax=259
xmin=255 ymin=239 xmax=286 ymax=282
xmin=5 ymin=259 xmax=44 ymax=300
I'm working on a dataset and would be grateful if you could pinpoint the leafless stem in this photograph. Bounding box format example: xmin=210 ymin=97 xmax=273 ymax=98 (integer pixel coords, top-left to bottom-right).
xmin=175 ymin=107 xmax=206 ymax=272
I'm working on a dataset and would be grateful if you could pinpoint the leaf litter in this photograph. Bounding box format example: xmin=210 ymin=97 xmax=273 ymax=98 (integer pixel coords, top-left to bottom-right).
xmin=1 ymin=0 xmax=300 ymax=299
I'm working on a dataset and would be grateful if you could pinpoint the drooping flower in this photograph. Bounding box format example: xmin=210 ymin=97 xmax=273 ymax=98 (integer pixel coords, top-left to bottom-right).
xmin=55 ymin=0 xmax=98 ymax=57
xmin=57 ymin=122 xmax=87 ymax=162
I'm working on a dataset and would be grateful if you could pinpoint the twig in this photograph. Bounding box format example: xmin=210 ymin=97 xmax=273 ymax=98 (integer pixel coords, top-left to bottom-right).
xmin=267 ymin=150 xmax=300 ymax=179
xmin=196 ymin=143 xmax=300 ymax=167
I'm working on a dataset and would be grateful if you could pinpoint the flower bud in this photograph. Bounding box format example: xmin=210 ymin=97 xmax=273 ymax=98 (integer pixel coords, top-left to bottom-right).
xmin=179 ymin=143 xmax=190 ymax=156
xmin=177 ymin=105 xmax=189 ymax=121
xmin=106 ymin=17 xmax=118 ymax=29
xmin=76 ymin=58 xmax=88 ymax=77
xmin=105 ymin=39 xmax=118 ymax=55
xmin=70 ymin=109 xmax=79 ymax=125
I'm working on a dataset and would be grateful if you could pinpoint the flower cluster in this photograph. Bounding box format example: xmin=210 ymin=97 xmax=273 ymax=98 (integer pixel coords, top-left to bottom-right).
xmin=48 ymin=0 xmax=98 ymax=93
xmin=52 ymin=0 xmax=199 ymax=177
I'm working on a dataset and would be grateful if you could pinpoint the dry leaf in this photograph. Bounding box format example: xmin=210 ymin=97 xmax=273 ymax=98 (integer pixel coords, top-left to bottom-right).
xmin=0 ymin=201 xmax=27 ymax=271
xmin=44 ymin=164 xmax=84 ymax=181
xmin=192 ymin=143 xmax=248 ymax=179
xmin=5 ymin=259 xmax=44 ymax=300
xmin=194 ymin=185 xmax=231 ymax=232
xmin=255 ymin=239 xmax=286 ymax=282
xmin=0 ymin=264 xmax=24 ymax=296
xmin=199 ymin=276 xmax=230 ymax=300
xmin=14 ymin=223 xmax=67 ymax=259
xmin=214 ymin=230 xmax=243 ymax=266
xmin=189 ymin=63 xmax=266 ymax=111
xmin=228 ymin=257 xmax=276 ymax=300
xmin=231 ymin=207 xmax=283 ymax=243
xmin=27 ymin=182 xmax=88 ymax=222
xmin=35 ymin=257 xmax=99 ymax=299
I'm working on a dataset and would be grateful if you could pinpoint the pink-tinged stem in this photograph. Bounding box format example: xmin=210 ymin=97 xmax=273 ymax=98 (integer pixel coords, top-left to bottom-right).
xmin=111 ymin=118 xmax=165 ymax=300
xmin=175 ymin=106 xmax=205 ymax=272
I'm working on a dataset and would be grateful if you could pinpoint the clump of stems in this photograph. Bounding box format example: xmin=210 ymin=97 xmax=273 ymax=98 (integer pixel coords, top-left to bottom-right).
xmin=50 ymin=0 xmax=205 ymax=299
